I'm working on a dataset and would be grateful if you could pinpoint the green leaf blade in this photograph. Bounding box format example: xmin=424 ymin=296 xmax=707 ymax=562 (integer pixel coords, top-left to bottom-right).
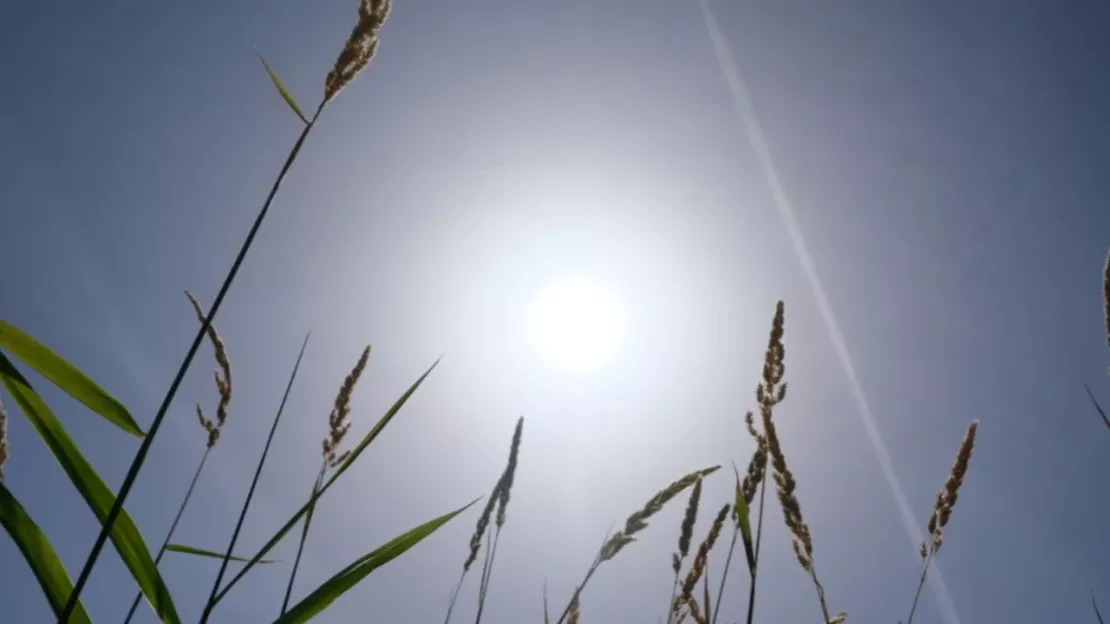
xmin=258 ymin=53 xmax=309 ymax=125
xmin=274 ymin=499 xmax=478 ymax=624
xmin=166 ymin=543 xmax=278 ymax=564
xmin=212 ymin=359 xmax=441 ymax=607
xmin=0 ymin=483 xmax=93 ymax=624
xmin=0 ymin=354 xmax=179 ymax=624
xmin=0 ymin=320 xmax=144 ymax=437
xmin=731 ymin=461 xmax=756 ymax=577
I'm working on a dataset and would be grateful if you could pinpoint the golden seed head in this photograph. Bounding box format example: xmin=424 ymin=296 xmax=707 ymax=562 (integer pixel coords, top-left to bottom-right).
xmin=676 ymin=477 xmax=704 ymax=567
xmin=186 ymin=291 xmax=232 ymax=445
xmin=925 ymin=420 xmax=978 ymax=554
xmin=323 ymin=346 xmax=370 ymax=467
xmin=678 ymin=504 xmax=730 ymax=610
xmin=324 ymin=0 xmax=392 ymax=102
xmin=601 ymin=466 xmax=719 ymax=562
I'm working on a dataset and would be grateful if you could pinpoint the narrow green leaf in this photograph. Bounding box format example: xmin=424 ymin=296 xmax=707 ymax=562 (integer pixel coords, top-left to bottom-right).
xmin=731 ymin=462 xmax=756 ymax=577
xmin=1085 ymin=384 xmax=1110 ymax=431
xmin=1095 ymin=592 xmax=1106 ymax=624
xmin=273 ymin=499 xmax=478 ymax=624
xmin=543 ymin=580 xmax=550 ymax=624
xmin=211 ymin=358 xmax=441 ymax=606
xmin=258 ymin=53 xmax=309 ymax=125
xmin=0 ymin=483 xmax=93 ymax=624
xmin=0 ymin=320 xmax=144 ymax=437
xmin=166 ymin=543 xmax=278 ymax=564
xmin=0 ymin=354 xmax=179 ymax=624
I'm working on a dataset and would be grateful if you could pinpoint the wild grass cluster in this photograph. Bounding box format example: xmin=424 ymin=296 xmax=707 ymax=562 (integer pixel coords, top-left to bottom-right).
xmin=3 ymin=1 xmax=1109 ymax=622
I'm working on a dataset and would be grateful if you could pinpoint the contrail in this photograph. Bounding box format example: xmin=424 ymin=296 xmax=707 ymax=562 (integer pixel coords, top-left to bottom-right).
xmin=696 ymin=1 xmax=961 ymax=622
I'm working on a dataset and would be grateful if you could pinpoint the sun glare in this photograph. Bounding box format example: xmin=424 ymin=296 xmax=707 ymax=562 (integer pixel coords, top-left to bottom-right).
xmin=526 ymin=276 xmax=627 ymax=374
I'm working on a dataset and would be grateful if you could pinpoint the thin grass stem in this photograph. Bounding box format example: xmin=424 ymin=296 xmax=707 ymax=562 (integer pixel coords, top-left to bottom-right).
xmin=199 ymin=332 xmax=311 ymax=623
xmin=121 ymin=445 xmax=212 ymax=624
xmin=744 ymin=475 xmax=768 ymax=624
xmin=905 ymin=550 xmax=934 ymax=624
xmin=59 ymin=101 xmax=326 ymax=622
xmin=281 ymin=461 xmax=327 ymax=615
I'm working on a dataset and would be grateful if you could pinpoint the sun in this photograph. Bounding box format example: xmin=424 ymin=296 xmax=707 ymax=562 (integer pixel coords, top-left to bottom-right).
xmin=526 ymin=276 xmax=627 ymax=373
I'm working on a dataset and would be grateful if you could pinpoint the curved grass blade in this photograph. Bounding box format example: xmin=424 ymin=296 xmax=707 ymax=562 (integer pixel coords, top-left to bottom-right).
xmin=0 ymin=483 xmax=93 ymax=624
xmin=211 ymin=358 xmax=441 ymax=606
xmin=731 ymin=462 xmax=755 ymax=576
xmin=273 ymin=498 xmax=478 ymax=624
xmin=258 ymin=53 xmax=309 ymax=125
xmin=166 ymin=543 xmax=279 ymax=564
xmin=0 ymin=354 xmax=179 ymax=623
xmin=1085 ymin=384 xmax=1110 ymax=431
xmin=0 ymin=320 xmax=143 ymax=437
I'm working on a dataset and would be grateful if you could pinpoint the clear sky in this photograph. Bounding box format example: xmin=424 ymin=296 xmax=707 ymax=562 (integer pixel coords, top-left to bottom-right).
xmin=2 ymin=1 xmax=1110 ymax=623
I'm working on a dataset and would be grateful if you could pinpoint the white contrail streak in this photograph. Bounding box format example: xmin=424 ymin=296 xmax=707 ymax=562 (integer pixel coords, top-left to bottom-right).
xmin=696 ymin=1 xmax=961 ymax=623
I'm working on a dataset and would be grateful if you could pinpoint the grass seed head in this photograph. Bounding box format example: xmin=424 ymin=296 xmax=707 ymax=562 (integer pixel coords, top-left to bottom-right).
xmin=323 ymin=346 xmax=370 ymax=467
xmin=566 ymin=589 xmax=580 ymax=624
xmin=925 ymin=420 xmax=978 ymax=554
xmin=495 ymin=416 xmax=524 ymax=529
xmin=186 ymin=291 xmax=232 ymax=448
xmin=325 ymin=0 xmax=392 ymax=102
xmin=675 ymin=477 xmax=704 ymax=571
xmin=677 ymin=504 xmax=730 ymax=614
xmin=600 ymin=466 xmax=719 ymax=562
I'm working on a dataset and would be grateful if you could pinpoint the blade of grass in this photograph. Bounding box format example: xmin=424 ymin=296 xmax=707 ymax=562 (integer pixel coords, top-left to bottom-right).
xmin=1085 ymin=384 xmax=1110 ymax=431
xmin=199 ymin=333 xmax=310 ymax=624
xmin=281 ymin=463 xmax=326 ymax=615
xmin=1093 ymin=592 xmax=1105 ymax=624
xmin=0 ymin=482 xmax=93 ymax=624
xmin=123 ymin=447 xmax=211 ymax=624
xmin=544 ymin=580 xmax=551 ymax=624
xmin=273 ymin=499 xmax=479 ymax=624
xmin=0 ymin=353 xmax=179 ymax=623
xmin=165 ymin=544 xmax=279 ymax=563
xmin=257 ymin=52 xmax=309 ymax=125
xmin=61 ymin=97 xmax=329 ymax=622
xmin=210 ymin=358 xmax=440 ymax=607
xmin=732 ymin=462 xmax=755 ymax=575
xmin=0 ymin=320 xmax=143 ymax=437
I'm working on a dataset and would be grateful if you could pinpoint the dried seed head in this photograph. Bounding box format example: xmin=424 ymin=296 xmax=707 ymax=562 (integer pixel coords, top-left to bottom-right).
xmin=0 ymin=395 xmax=8 ymax=482
xmin=186 ymin=291 xmax=232 ymax=448
xmin=600 ymin=466 xmax=719 ymax=562
xmin=675 ymin=477 xmax=704 ymax=571
xmin=566 ymin=590 xmax=581 ymax=624
xmin=495 ymin=416 xmax=524 ymax=529
xmin=323 ymin=346 xmax=370 ymax=467
xmin=324 ymin=0 xmax=392 ymax=102
xmin=925 ymin=420 xmax=978 ymax=554
xmin=755 ymin=301 xmax=786 ymax=409
xmin=827 ymin=613 xmax=848 ymax=624
xmin=677 ymin=504 xmax=730 ymax=613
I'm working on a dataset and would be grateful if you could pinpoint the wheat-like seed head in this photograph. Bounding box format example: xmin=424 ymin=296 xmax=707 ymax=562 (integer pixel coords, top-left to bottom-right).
xmin=324 ymin=0 xmax=392 ymax=102
xmin=674 ymin=477 xmax=704 ymax=573
xmin=495 ymin=416 xmax=524 ymax=529
xmin=566 ymin=590 xmax=581 ymax=624
xmin=677 ymin=504 xmax=730 ymax=612
xmin=323 ymin=346 xmax=370 ymax=467
xmin=600 ymin=466 xmax=719 ymax=562
xmin=682 ymin=594 xmax=707 ymax=624
xmin=924 ymin=420 xmax=978 ymax=554
xmin=0 ymin=395 xmax=8 ymax=482
xmin=463 ymin=417 xmax=525 ymax=571
xmin=186 ymin=291 xmax=232 ymax=448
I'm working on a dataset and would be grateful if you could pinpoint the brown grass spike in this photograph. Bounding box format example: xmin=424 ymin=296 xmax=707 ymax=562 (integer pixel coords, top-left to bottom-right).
xmin=677 ymin=504 xmax=730 ymax=615
xmin=323 ymin=346 xmax=370 ymax=467
xmin=325 ymin=0 xmax=392 ymax=102
xmin=186 ymin=291 xmax=232 ymax=448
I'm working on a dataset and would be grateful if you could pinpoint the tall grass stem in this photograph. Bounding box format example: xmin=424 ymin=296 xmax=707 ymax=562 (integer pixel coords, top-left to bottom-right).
xmin=281 ymin=462 xmax=326 ymax=615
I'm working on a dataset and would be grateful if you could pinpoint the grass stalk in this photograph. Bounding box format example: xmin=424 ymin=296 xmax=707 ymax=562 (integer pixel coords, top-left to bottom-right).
xmin=905 ymin=550 xmax=934 ymax=624
xmin=280 ymin=462 xmax=326 ymax=615
xmin=744 ymin=476 xmax=768 ymax=624
xmin=121 ymin=446 xmax=211 ymax=624
xmin=199 ymin=332 xmax=311 ymax=623
xmin=59 ymin=101 xmax=326 ymax=622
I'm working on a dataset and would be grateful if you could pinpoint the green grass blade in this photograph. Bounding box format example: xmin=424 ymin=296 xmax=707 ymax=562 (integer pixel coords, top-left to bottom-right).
xmin=211 ymin=358 xmax=441 ymax=606
xmin=731 ymin=462 xmax=756 ymax=576
xmin=273 ymin=499 xmax=478 ymax=624
xmin=543 ymin=579 xmax=550 ymax=624
xmin=0 ymin=320 xmax=144 ymax=437
xmin=1085 ymin=384 xmax=1110 ymax=431
xmin=166 ymin=543 xmax=278 ymax=563
xmin=0 ymin=482 xmax=93 ymax=624
xmin=0 ymin=354 xmax=179 ymax=624
xmin=1095 ymin=592 xmax=1106 ymax=624
xmin=258 ymin=53 xmax=309 ymax=125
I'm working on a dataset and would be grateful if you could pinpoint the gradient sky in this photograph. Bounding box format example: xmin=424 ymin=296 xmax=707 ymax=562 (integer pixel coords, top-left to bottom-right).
xmin=3 ymin=1 xmax=1110 ymax=623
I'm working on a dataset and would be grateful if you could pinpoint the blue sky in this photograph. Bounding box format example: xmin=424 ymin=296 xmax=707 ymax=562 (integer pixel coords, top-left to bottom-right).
xmin=2 ymin=0 xmax=1110 ymax=622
